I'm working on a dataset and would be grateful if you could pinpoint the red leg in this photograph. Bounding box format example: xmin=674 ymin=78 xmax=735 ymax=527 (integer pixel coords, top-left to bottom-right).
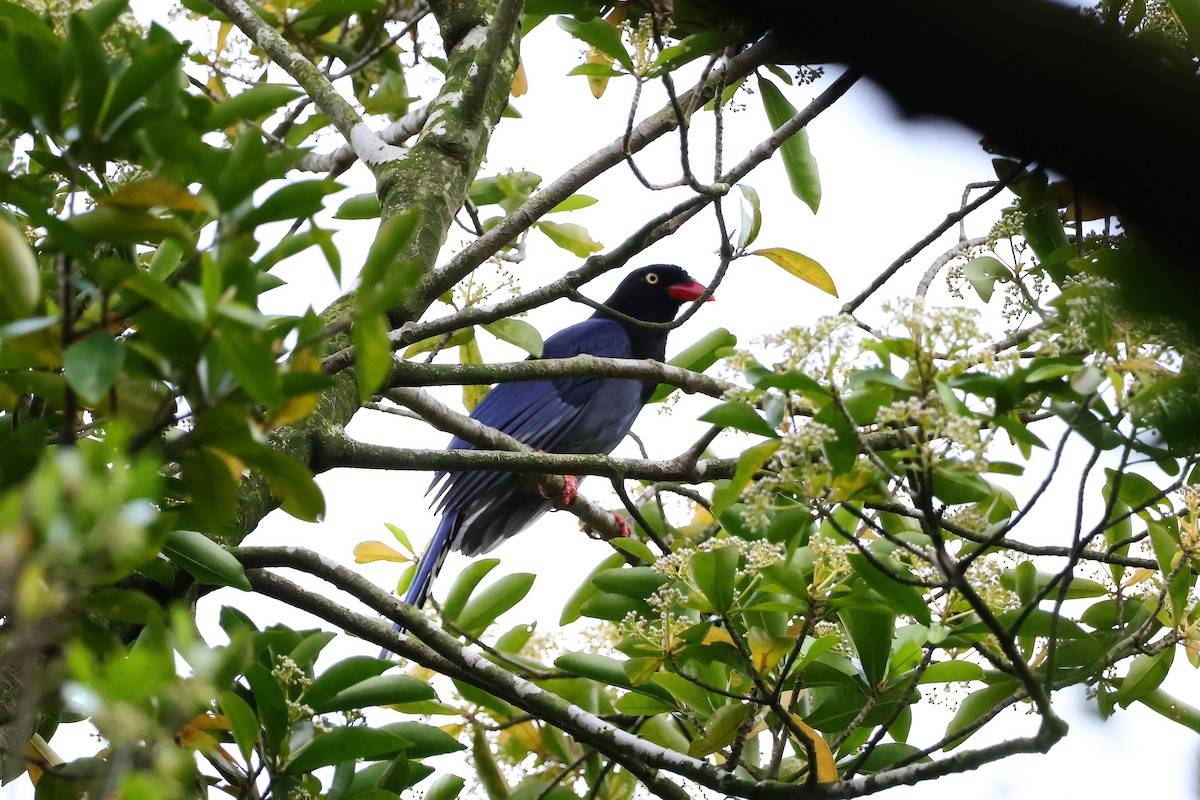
xmin=583 ymin=512 xmax=631 ymax=538
xmin=559 ymin=475 xmax=579 ymax=507
xmin=537 ymin=474 xmax=579 ymax=508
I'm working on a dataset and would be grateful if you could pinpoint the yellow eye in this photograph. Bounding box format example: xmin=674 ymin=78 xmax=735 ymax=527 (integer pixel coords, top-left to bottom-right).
xmin=645 ymin=272 xmax=659 ymax=285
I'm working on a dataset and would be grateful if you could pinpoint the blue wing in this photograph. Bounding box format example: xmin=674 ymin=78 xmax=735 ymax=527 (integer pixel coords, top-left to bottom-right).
xmin=429 ymin=318 xmax=648 ymax=557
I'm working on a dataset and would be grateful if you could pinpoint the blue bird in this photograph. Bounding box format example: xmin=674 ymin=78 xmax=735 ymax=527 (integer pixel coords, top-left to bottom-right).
xmin=398 ymin=265 xmax=711 ymax=625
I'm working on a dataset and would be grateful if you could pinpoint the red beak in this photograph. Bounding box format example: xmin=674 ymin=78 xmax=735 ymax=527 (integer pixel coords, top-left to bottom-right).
xmin=667 ymin=279 xmax=715 ymax=302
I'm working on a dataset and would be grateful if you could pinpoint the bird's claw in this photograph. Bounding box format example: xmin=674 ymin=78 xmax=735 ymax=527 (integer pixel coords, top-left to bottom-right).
xmin=559 ymin=475 xmax=579 ymax=507
xmin=539 ymin=475 xmax=579 ymax=508
xmin=582 ymin=512 xmax=632 ymax=538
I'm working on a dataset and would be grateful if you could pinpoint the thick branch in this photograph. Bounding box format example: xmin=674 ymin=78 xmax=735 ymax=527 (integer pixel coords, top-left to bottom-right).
xmin=315 ymin=438 xmax=737 ymax=483
xmin=351 ymin=386 xmax=647 ymax=537
xmin=384 ymin=355 xmax=735 ymax=397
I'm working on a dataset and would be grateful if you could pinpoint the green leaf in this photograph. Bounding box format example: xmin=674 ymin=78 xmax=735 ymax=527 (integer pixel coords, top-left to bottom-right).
xmin=404 ymin=327 xmax=475 ymax=358
xmin=208 ymin=84 xmax=302 ymax=129
xmin=1146 ymin=519 xmax=1192 ymax=623
xmin=591 ymin=566 xmax=669 ymax=598
xmin=757 ymin=76 xmax=821 ymax=213
xmin=302 ymin=656 xmax=392 ymax=709
xmin=313 ymin=675 xmax=436 ymax=713
xmin=357 ymin=209 xmax=423 ymax=315
xmin=220 ymin=690 xmax=260 ymax=764
xmin=1114 ymin=648 xmax=1175 ymax=708
xmin=737 ymin=184 xmax=762 ymax=249
xmin=379 ymin=722 xmax=466 ymax=758
xmin=699 ymin=401 xmax=778 ymax=437
xmin=688 ymin=703 xmax=749 ymax=758
xmin=353 ymin=312 xmax=392 ymax=402
xmin=560 ymin=553 xmax=625 ymax=625
xmin=857 ymin=742 xmax=930 ymax=772
xmin=579 ymin=592 xmax=651 ymax=621
xmin=838 ymin=606 xmax=895 ymax=685
xmin=650 ymin=31 xmax=737 ymax=73
xmin=483 ymin=318 xmax=543 ymax=356
xmin=296 ymin=0 xmax=383 ymax=20
xmin=750 ymin=248 xmax=837 ymax=296
xmin=553 ymin=652 xmax=675 ymax=703
xmin=239 ymin=179 xmax=340 ymax=230
xmin=334 ymin=192 xmax=382 ymax=220
xmin=654 ymin=672 xmax=716 ymax=717
xmin=547 ymin=194 xmax=598 ymax=213
xmin=649 ymin=327 xmax=737 ymax=403
xmin=944 ymin=681 xmax=1020 ymax=749
xmin=454 ymin=573 xmax=535 ymax=633
xmin=442 ymin=558 xmax=500 ymax=620
xmin=930 ymin=462 xmax=993 ymax=504
xmin=609 ymin=537 xmax=657 ymax=564
xmin=163 ymin=530 xmax=252 ymax=591
xmin=536 ymin=220 xmax=602 ymax=257
xmin=212 ymin=326 xmax=283 ymax=406
xmin=999 ymin=567 xmax=1108 ymax=600
xmin=918 ymin=661 xmax=985 ymax=684
xmin=63 ymin=332 xmax=124 ymax=404
xmin=711 ymin=439 xmax=781 ymax=516
xmin=557 ymin=16 xmax=633 ymax=70
xmin=237 ymin=444 xmax=326 ymax=522
xmin=284 ymin=728 xmax=410 ymax=774
xmin=425 ymin=774 xmax=467 ymax=800
xmin=963 ymin=256 xmax=1012 ymax=302
xmin=690 ymin=545 xmax=740 ymax=613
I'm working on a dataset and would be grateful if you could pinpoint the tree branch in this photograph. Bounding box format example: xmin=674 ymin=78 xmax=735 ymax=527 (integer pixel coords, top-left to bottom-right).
xmin=208 ymin=0 xmax=364 ymax=140
xmin=405 ymin=35 xmax=783 ymax=314
xmin=383 ymin=354 xmax=735 ymax=397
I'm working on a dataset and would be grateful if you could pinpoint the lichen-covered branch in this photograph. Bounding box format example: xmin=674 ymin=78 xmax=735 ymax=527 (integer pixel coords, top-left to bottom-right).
xmin=314 ymin=437 xmax=737 ymax=483
xmin=384 ymin=354 xmax=735 ymax=398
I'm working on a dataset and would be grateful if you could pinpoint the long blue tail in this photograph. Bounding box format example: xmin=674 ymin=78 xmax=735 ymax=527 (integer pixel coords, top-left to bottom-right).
xmin=380 ymin=511 xmax=457 ymax=657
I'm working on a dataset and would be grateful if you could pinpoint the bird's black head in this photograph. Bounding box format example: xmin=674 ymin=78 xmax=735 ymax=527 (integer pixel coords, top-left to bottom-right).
xmin=599 ymin=265 xmax=713 ymax=324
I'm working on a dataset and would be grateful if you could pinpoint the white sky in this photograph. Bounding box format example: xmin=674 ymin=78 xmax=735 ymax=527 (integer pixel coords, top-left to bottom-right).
xmin=25 ymin=5 xmax=1198 ymax=800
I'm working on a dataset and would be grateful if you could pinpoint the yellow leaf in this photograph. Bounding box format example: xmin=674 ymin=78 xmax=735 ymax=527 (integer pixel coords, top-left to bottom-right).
xmin=354 ymin=540 xmax=412 ymax=564
xmin=751 ymin=247 xmax=838 ymax=297
xmin=789 ymin=715 xmax=838 ymax=782
xmin=1122 ymin=568 xmax=1156 ymax=588
xmin=211 ymin=448 xmax=247 ymax=480
xmin=511 ymin=58 xmax=528 ymax=96
xmin=101 ymin=177 xmax=206 ymax=212
xmin=499 ymin=720 xmax=544 ymax=754
xmin=587 ymin=49 xmax=613 ymax=98
xmin=702 ymin=627 xmax=735 ymax=647
xmin=178 ymin=724 xmax=221 ymax=752
xmin=748 ymin=627 xmax=793 ymax=673
xmin=269 ymin=347 xmax=325 ymax=427
xmin=460 ymin=336 xmax=488 ymax=411
xmin=189 ymin=713 xmax=230 ymax=730
xmin=676 ymin=505 xmax=715 ymax=538
xmin=24 ymin=734 xmax=62 ymax=786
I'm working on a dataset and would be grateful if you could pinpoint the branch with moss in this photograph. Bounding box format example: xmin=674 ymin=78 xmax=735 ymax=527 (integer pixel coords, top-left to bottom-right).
xmin=385 ymin=355 xmax=735 ymax=397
